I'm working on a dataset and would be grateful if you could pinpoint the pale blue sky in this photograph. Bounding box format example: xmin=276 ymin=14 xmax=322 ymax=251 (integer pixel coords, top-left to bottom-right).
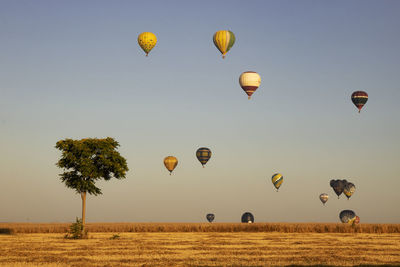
xmin=0 ymin=0 xmax=399 ymax=223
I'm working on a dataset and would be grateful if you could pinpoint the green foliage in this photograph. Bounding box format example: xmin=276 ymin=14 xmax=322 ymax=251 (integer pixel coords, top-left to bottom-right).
xmin=55 ymin=137 xmax=129 ymax=195
xmin=110 ymin=234 xmax=121 ymax=240
xmin=65 ymin=218 xmax=88 ymax=239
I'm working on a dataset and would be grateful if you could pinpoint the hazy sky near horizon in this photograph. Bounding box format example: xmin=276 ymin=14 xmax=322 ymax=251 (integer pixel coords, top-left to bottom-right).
xmin=0 ymin=0 xmax=399 ymax=223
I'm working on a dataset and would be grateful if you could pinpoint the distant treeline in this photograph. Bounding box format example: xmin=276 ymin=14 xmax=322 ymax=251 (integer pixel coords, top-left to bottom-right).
xmin=1 ymin=223 xmax=400 ymax=234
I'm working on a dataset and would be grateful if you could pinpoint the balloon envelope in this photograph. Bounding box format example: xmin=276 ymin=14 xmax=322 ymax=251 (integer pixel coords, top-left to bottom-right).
xmin=330 ymin=179 xmax=346 ymax=198
xmin=343 ymin=182 xmax=356 ymax=199
xmin=196 ymin=147 xmax=212 ymax=167
xmin=138 ymin=32 xmax=157 ymax=56
xmin=271 ymin=173 xmax=283 ymax=191
xmin=241 ymin=212 xmax=254 ymax=223
xmin=213 ymin=30 xmax=235 ymax=59
xmin=239 ymin=71 xmax=261 ymax=99
xmin=164 ymin=156 xmax=178 ymax=175
xmin=351 ymin=91 xmax=368 ymax=113
xmin=206 ymin=213 xmax=215 ymax=223
xmin=319 ymin=193 xmax=329 ymax=205
xmin=339 ymin=210 xmax=356 ymax=224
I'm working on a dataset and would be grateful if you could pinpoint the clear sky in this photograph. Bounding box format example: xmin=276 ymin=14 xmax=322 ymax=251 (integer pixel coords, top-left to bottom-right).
xmin=0 ymin=0 xmax=399 ymax=223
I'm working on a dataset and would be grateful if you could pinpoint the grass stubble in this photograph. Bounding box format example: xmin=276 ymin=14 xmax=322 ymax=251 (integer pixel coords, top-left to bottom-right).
xmin=0 ymin=223 xmax=399 ymax=266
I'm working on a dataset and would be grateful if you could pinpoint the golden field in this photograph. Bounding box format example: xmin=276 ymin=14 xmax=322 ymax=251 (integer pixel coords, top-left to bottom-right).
xmin=1 ymin=222 xmax=400 ymax=234
xmin=0 ymin=223 xmax=400 ymax=266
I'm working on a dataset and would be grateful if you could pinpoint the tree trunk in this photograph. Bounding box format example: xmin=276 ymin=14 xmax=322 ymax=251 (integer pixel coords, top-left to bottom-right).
xmin=81 ymin=192 xmax=87 ymax=227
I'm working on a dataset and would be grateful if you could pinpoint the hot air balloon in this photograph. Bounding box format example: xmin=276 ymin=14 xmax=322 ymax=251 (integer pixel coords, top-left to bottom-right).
xmin=164 ymin=156 xmax=178 ymax=175
xmin=343 ymin=182 xmax=356 ymax=200
xmin=330 ymin=179 xmax=347 ymax=198
xmin=206 ymin=213 xmax=215 ymax=223
xmin=351 ymin=91 xmax=368 ymax=113
xmin=196 ymin=147 xmax=212 ymax=167
xmin=339 ymin=210 xmax=356 ymax=224
xmin=239 ymin=71 xmax=261 ymax=99
xmin=319 ymin=193 xmax=329 ymax=205
xmin=138 ymin=32 xmax=157 ymax=56
xmin=213 ymin=30 xmax=235 ymax=59
xmin=271 ymin=173 xmax=283 ymax=191
xmin=241 ymin=212 xmax=254 ymax=223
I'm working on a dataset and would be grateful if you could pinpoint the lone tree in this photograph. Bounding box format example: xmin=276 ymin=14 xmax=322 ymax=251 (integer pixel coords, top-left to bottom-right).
xmin=55 ymin=137 xmax=128 ymax=230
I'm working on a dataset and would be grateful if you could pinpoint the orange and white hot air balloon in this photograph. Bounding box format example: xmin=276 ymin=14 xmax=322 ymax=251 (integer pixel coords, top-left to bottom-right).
xmin=239 ymin=71 xmax=261 ymax=99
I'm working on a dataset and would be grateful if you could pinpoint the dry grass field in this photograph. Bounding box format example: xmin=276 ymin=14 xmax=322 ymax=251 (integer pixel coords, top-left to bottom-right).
xmin=1 ymin=222 xmax=400 ymax=234
xmin=0 ymin=223 xmax=400 ymax=266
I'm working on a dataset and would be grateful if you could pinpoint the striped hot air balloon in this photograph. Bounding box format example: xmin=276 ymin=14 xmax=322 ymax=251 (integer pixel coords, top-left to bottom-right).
xmin=163 ymin=156 xmax=178 ymax=175
xmin=138 ymin=32 xmax=157 ymax=56
xmin=351 ymin=91 xmax=368 ymax=113
xmin=196 ymin=147 xmax=212 ymax=167
xmin=239 ymin=71 xmax=261 ymax=99
xmin=343 ymin=182 xmax=356 ymax=200
xmin=213 ymin=30 xmax=235 ymax=59
xmin=271 ymin=173 xmax=283 ymax=191
xmin=319 ymin=193 xmax=329 ymax=205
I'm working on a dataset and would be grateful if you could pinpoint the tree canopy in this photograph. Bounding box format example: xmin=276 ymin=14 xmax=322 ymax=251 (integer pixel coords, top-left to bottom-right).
xmin=55 ymin=137 xmax=129 ymax=195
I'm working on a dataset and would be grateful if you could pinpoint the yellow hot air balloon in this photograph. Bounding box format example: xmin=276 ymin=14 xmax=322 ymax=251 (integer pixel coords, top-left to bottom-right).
xmin=239 ymin=71 xmax=261 ymax=99
xmin=164 ymin=156 xmax=178 ymax=175
xmin=213 ymin=30 xmax=235 ymax=59
xmin=271 ymin=173 xmax=283 ymax=191
xmin=138 ymin=32 xmax=157 ymax=56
